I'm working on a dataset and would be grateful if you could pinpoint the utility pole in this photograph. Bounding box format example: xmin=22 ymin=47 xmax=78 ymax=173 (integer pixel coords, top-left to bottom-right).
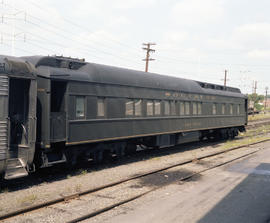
xmin=142 ymin=43 xmax=155 ymax=72
xmin=221 ymin=70 xmax=229 ymax=87
xmin=254 ymin=81 xmax=257 ymax=94
xmin=224 ymin=69 xmax=228 ymax=87
xmin=252 ymin=81 xmax=257 ymax=116
xmin=265 ymin=86 xmax=268 ymax=114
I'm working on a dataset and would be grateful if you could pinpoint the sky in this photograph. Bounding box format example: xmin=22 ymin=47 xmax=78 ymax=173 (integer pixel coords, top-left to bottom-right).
xmin=0 ymin=0 xmax=270 ymax=95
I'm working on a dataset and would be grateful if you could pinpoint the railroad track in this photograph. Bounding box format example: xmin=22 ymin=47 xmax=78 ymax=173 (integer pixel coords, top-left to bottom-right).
xmin=246 ymin=119 xmax=270 ymax=129
xmin=1 ymin=137 xmax=269 ymax=222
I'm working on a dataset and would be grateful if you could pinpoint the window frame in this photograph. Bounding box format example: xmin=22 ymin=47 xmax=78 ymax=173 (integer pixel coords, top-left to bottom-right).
xmin=185 ymin=102 xmax=190 ymax=115
xmin=125 ymin=99 xmax=134 ymax=116
xmin=97 ymin=97 xmax=105 ymax=117
xmin=164 ymin=100 xmax=170 ymax=116
xmin=170 ymin=100 xmax=176 ymax=116
xmin=212 ymin=103 xmax=217 ymax=115
xmin=180 ymin=102 xmax=185 ymax=116
xmin=197 ymin=102 xmax=202 ymax=115
xmin=134 ymin=99 xmax=142 ymax=116
xmin=193 ymin=102 xmax=197 ymax=115
xmin=154 ymin=100 xmax=161 ymax=116
xmin=237 ymin=104 xmax=240 ymax=115
xmin=221 ymin=104 xmax=225 ymax=115
xmin=230 ymin=104 xmax=233 ymax=115
xmin=75 ymin=96 xmax=86 ymax=119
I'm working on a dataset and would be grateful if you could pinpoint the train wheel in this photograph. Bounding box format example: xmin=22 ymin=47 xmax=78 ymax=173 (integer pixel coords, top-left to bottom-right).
xmin=220 ymin=129 xmax=228 ymax=140
xmin=234 ymin=128 xmax=239 ymax=137
xmin=93 ymin=151 xmax=103 ymax=164
xmin=125 ymin=144 xmax=137 ymax=156
xmin=213 ymin=131 xmax=221 ymax=141
xmin=116 ymin=144 xmax=125 ymax=158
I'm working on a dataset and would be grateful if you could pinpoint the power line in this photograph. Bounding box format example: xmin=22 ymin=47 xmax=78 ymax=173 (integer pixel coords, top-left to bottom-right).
xmin=2 ymin=2 xmax=142 ymax=62
xmin=1 ymin=17 xmax=140 ymax=65
xmin=3 ymin=0 xmax=142 ymax=58
xmin=2 ymin=41 xmax=35 ymax=54
xmin=157 ymin=54 xmax=270 ymax=68
xmin=24 ymin=0 xmax=141 ymax=52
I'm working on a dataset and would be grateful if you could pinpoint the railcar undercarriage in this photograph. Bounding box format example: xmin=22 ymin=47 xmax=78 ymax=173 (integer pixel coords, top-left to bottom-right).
xmin=36 ymin=126 xmax=245 ymax=170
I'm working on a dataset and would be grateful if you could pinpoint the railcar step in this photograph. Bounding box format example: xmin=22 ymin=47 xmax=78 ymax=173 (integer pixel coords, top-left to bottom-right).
xmin=4 ymin=158 xmax=28 ymax=180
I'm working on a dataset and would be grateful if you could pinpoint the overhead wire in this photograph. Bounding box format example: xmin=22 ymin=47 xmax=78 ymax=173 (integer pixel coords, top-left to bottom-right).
xmin=3 ymin=0 xmax=142 ymax=59
xmin=0 ymin=22 xmax=119 ymax=62
xmin=1 ymin=41 xmax=35 ymax=54
xmin=1 ymin=15 xmax=141 ymax=65
xmin=2 ymin=0 xmax=270 ymax=89
xmin=156 ymin=53 xmax=270 ymax=68
xmin=23 ymin=0 xmax=141 ymax=52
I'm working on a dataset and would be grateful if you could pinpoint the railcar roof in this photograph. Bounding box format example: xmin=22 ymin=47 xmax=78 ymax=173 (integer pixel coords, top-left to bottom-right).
xmin=0 ymin=55 xmax=36 ymax=78
xmin=20 ymin=55 xmax=246 ymax=98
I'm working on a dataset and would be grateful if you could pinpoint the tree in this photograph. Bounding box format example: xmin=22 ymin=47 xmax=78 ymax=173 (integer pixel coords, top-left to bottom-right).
xmin=248 ymin=93 xmax=264 ymax=111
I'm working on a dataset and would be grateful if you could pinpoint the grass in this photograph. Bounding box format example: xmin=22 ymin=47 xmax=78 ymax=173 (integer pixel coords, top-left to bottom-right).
xmin=248 ymin=112 xmax=270 ymax=121
xmin=80 ymin=169 xmax=88 ymax=175
xmin=17 ymin=194 xmax=37 ymax=206
xmin=221 ymin=123 xmax=270 ymax=149
xmin=243 ymin=124 xmax=270 ymax=138
xmin=221 ymin=135 xmax=270 ymax=150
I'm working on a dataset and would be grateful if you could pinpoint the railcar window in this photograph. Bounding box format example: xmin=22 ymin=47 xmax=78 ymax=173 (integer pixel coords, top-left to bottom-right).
xmin=154 ymin=100 xmax=161 ymax=115
xmin=97 ymin=98 xmax=105 ymax=117
xmin=180 ymin=102 xmax=185 ymax=115
xmin=212 ymin=103 xmax=217 ymax=115
xmin=147 ymin=101 xmax=154 ymax=116
xmin=76 ymin=96 xmax=85 ymax=118
xmin=230 ymin=104 xmax=233 ymax=115
xmin=185 ymin=102 xmax=190 ymax=115
xmin=170 ymin=101 xmax=176 ymax=115
xmin=164 ymin=101 xmax=170 ymax=115
xmin=222 ymin=104 xmax=225 ymax=115
xmin=237 ymin=104 xmax=240 ymax=115
xmin=126 ymin=99 xmax=134 ymax=116
xmin=193 ymin=102 xmax=197 ymax=115
xmin=198 ymin=102 xmax=202 ymax=115
xmin=135 ymin=99 xmax=142 ymax=116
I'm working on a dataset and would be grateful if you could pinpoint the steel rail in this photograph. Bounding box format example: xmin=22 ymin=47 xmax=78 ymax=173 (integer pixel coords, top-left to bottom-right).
xmin=0 ymin=138 xmax=269 ymax=221
xmin=67 ymin=148 xmax=261 ymax=223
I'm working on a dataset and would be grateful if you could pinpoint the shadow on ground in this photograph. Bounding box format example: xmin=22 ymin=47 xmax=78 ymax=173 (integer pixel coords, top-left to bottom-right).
xmin=130 ymin=169 xmax=201 ymax=188
xmin=198 ymin=163 xmax=270 ymax=223
xmin=0 ymin=138 xmax=225 ymax=193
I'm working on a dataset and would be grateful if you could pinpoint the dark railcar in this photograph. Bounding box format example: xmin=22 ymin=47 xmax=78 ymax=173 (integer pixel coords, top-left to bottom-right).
xmin=0 ymin=56 xmax=37 ymax=179
xmin=0 ymin=55 xmax=248 ymax=179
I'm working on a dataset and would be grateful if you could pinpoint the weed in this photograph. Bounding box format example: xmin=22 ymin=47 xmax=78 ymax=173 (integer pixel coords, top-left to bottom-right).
xmin=17 ymin=194 xmax=37 ymax=206
xmin=79 ymin=169 xmax=87 ymax=175
xmin=248 ymin=113 xmax=270 ymax=121
xmin=222 ymin=135 xmax=270 ymax=150
xmin=75 ymin=184 xmax=82 ymax=192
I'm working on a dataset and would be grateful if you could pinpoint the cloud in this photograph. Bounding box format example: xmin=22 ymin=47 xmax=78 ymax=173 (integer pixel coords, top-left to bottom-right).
xmin=232 ymin=23 xmax=270 ymax=48
xmin=108 ymin=16 xmax=131 ymax=27
xmin=247 ymin=49 xmax=270 ymax=59
xmin=74 ymin=0 xmax=156 ymax=17
xmin=158 ymin=31 xmax=190 ymax=51
xmin=206 ymin=38 xmax=243 ymax=51
xmin=204 ymin=22 xmax=270 ymax=57
xmin=113 ymin=0 xmax=157 ymax=9
xmin=171 ymin=0 xmax=224 ymax=26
